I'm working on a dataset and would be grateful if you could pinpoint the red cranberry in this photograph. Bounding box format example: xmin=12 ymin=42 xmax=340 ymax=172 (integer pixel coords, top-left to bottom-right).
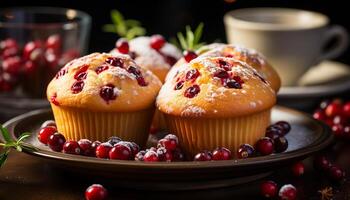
xmin=40 ymin=120 xmax=56 ymax=128
xmin=194 ymin=151 xmax=212 ymax=161
xmin=46 ymin=34 xmax=61 ymax=50
xmin=38 ymin=126 xmax=57 ymax=145
xmin=333 ymin=115 xmax=346 ymax=125
xmin=275 ymin=121 xmax=291 ymax=135
xmin=150 ymin=34 xmax=166 ymax=50
xmin=157 ymin=147 xmax=173 ymax=162
xmin=255 ymin=137 xmax=274 ymax=156
xmin=291 ymin=162 xmax=305 ymax=177
xmin=214 ymin=70 xmax=229 ymax=79
xmin=107 ymin=136 xmax=122 ymax=146
xmin=332 ymin=124 xmax=344 ymax=137
xmin=95 ymin=142 xmax=112 ymax=159
xmin=260 ymin=181 xmax=278 ymax=198
xmin=313 ymin=156 xmax=331 ymax=171
xmin=225 ymin=78 xmax=242 ymax=89
xmin=328 ymin=165 xmax=345 ymax=182
xmin=2 ymin=56 xmax=22 ymax=75
xmin=173 ymin=148 xmax=185 ymax=161
xmin=0 ymin=38 xmax=18 ymax=51
xmin=63 ymin=141 xmax=81 ymax=155
xmin=100 ymin=84 xmax=117 ymax=103
xmin=343 ymin=101 xmax=350 ymax=118
xmin=164 ymin=55 xmax=177 ymax=66
xmin=91 ymin=141 xmax=101 ymax=156
xmin=325 ymin=102 xmax=343 ymax=118
xmin=85 ymin=184 xmax=108 ymax=200
xmin=274 ymin=136 xmax=288 ymax=153
xmin=212 ymin=147 xmax=231 ymax=160
xmin=143 ymin=150 xmax=159 ymax=162
xmin=218 ymin=60 xmax=231 ymax=71
xmin=23 ymin=60 xmax=38 ymax=74
xmin=2 ymin=47 xmax=19 ymax=59
xmin=116 ymin=38 xmax=129 ymax=54
xmin=135 ymin=150 xmax=146 ymax=161
xmin=50 ymin=93 xmax=60 ymax=106
xmin=174 ymin=80 xmax=184 ymax=90
xmin=55 ymin=68 xmax=67 ymax=79
xmin=95 ymin=65 xmax=109 ymax=74
xmin=265 ymin=125 xmax=284 ymax=139
xmin=313 ymin=110 xmax=327 ymax=121
xmin=47 ymin=132 xmax=66 ymax=152
xmin=184 ymin=85 xmax=200 ymax=98
xmin=109 ymin=142 xmax=132 ymax=160
xmin=23 ymin=40 xmax=42 ymax=60
xmin=127 ymin=66 xmax=148 ymax=86
xmin=74 ymin=65 xmax=89 ymax=80
xmin=185 ymin=69 xmax=200 ymax=81
xmin=237 ymin=144 xmax=255 ymax=159
xmin=183 ymin=50 xmax=197 ymax=62
xmin=105 ymin=57 xmax=123 ymax=67
xmin=278 ymin=184 xmax=297 ymax=200
xmin=78 ymin=139 xmax=94 ymax=156
xmin=71 ymin=81 xmax=84 ymax=94
xmin=158 ymin=134 xmax=178 ymax=151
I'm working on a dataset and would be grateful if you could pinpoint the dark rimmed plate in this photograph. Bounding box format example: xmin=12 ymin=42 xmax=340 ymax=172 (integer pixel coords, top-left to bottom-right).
xmin=2 ymin=106 xmax=333 ymax=190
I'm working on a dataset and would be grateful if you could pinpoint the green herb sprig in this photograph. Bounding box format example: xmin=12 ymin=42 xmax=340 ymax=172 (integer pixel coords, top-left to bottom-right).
xmin=175 ymin=23 xmax=205 ymax=51
xmin=0 ymin=124 xmax=35 ymax=167
xmin=102 ymin=10 xmax=146 ymax=40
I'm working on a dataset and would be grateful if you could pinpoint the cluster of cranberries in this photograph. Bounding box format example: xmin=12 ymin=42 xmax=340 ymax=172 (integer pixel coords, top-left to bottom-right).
xmin=0 ymin=36 xmax=78 ymax=92
xmin=115 ymin=34 xmax=177 ymax=66
xmin=237 ymin=121 xmax=291 ymax=159
xmin=313 ymin=155 xmax=345 ymax=182
xmin=260 ymin=181 xmax=297 ymax=200
xmin=313 ymin=99 xmax=350 ymax=138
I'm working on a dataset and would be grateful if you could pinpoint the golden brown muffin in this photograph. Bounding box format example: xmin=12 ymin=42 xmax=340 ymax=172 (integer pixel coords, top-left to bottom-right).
xmin=167 ymin=44 xmax=281 ymax=92
xmin=111 ymin=36 xmax=182 ymax=83
xmin=157 ymin=56 xmax=276 ymax=157
xmin=47 ymin=52 xmax=162 ymax=145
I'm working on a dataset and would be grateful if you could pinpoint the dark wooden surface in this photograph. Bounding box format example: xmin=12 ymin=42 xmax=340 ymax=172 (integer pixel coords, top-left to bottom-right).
xmin=1 ymin=143 xmax=350 ymax=200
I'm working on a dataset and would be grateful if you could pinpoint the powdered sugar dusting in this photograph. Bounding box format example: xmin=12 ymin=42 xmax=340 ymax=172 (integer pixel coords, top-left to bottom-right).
xmin=181 ymin=105 xmax=206 ymax=117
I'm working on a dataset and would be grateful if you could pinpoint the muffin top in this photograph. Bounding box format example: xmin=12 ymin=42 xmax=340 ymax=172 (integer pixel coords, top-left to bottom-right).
xmin=167 ymin=44 xmax=281 ymax=92
xmin=157 ymin=56 xmax=276 ymax=118
xmin=111 ymin=36 xmax=182 ymax=82
xmin=47 ymin=53 xmax=162 ymax=112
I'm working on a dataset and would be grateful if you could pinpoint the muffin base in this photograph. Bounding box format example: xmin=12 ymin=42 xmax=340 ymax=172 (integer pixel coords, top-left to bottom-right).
xmin=164 ymin=109 xmax=271 ymax=158
xmin=151 ymin=110 xmax=168 ymax=130
xmin=51 ymin=104 xmax=154 ymax=146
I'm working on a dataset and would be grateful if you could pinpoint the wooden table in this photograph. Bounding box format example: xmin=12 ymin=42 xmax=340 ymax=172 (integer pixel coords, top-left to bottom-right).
xmin=1 ymin=144 xmax=350 ymax=200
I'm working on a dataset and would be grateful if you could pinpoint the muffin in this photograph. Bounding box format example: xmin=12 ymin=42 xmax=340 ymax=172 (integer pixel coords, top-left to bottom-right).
xmin=47 ymin=52 xmax=162 ymax=145
xmin=167 ymin=44 xmax=281 ymax=92
xmin=157 ymin=56 xmax=276 ymax=157
xmin=111 ymin=36 xmax=182 ymax=83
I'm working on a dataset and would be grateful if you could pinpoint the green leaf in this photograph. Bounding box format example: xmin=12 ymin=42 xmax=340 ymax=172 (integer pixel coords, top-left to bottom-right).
xmin=126 ymin=26 xmax=146 ymax=40
xmin=17 ymin=132 xmax=31 ymax=143
xmin=176 ymin=23 xmax=205 ymax=51
xmin=0 ymin=149 xmax=10 ymax=168
xmin=125 ymin=19 xmax=141 ymax=27
xmin=0 ymin=124 xmax=13 ymax=143
xmin=194 ymin=22 xmax=204 ymax=45
xmin=177 ymin=32 xmax=188 ymax=50
xmin=186 ymin=26 xmax=194 ymax=50
xmin=102 ymin=24 xmax=117 ymax=33
xmin=111 ymin=10 xmax=125 ymax=27
xmin=16 ymin=146 xmax=22 ymax=152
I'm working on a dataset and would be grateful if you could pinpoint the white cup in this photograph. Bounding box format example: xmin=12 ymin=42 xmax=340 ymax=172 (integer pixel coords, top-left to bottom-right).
xmin=224 ymin=8 xmax=349 ymax=86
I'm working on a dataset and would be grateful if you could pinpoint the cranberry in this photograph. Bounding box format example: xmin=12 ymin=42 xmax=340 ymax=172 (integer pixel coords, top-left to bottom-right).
xmin=313 ymin=110 xmax=327 ymax=121
xmin=265 ymin=125 xmax=284 ymax=139
xmin=78 ymin=139 xmax=94 ymax=156
xmin=107 ymin=136 xmax=122 ymax=146
xmin=2 ymin=56 xmax=22 ymax=75
xmin=47 ymin=132 xmax=66 ymax=152
xmin=74 ymin=65 xmax=89 ymax=80
xmin=127 ymin=66 xmax=148 ymax=86
xmin=23 ymin=40 xmax=42 ymax=60
xmin=136 ymin=76 xmax=148 ymax=86
xmin=212 ymin=147 xmax=231 ymax=160
xmin=116 ymin=38 xmax=129 ymax=54
xmin=164 ymin=55 xmax=177 ymax=66
xmin=129 ymin=51 xmax=137 ymax=59
xmin=91 ymin=141 xmax=101 ymax=155
xmin=343 ymin=101 xmax=350 ymax=118
xmin=319 ymin=99 xmax=331 ymax=110
xmin=158 ymin=134 xmax=178 ymax=151
xmin=174 ymin=80 xmax=184 ymax=90
xmin=274 ymin=136 xmax=288 ymax=153
xmin=194 ymin=151 xmax=212 ymax=161
xmin=135 ymin=150 xmax=146 ymax=161
xmin=63 ymin=141 xmax=81 ymax=155
xmin=275 ymin=121 xmax=291 ymax=135
xmin=24 ymin=60 xmax=38 ymax=74
xmin=95 ymin=65 xmax=109 ymax=74
xmin=291 ymin=162 xmax=305 ymax=177
xmin=325 ymin=102 xmax=343 ymax=117
xmin=2 ymin=47 xmax=18 ymax=59
xmin=105 ymin=57 xmax=123 ymax=67
xmin=255 ymin=137 xmax=274 ymax=156
xmin=143 ymin=150 xmax=159 ymax=162
xmin=100 ymin=84 xmax=117 ymax=103
xmin=109 ymin=142 xmax=132 ymax=160
xmin=173 ymin=148 xmax=185 ymax=161
xmin=46 ymin=34 xmax=61 ymax=50
xmin=260 ymin=181 xmax=278 ymax=198
xmin=184 ymin=85 xmax=200 ymax=98
xmin=157 ymin=147 xmax=173 ymax=162
xmin=225 ymin=79 xmax=242 ymax=89
xmin=218 ymin=60 xmax=231 ymax=71
xmin=183 ymin=50 xmax=197 ymax=62
xmin=237 ymin=144 xmax=255 ymax=159
xmin=328 ymin=165 xmax=345 ymax=182
xmin=278 ymin=184 xmax=297 ymax=200
xmin=185 ymin=69 xmax=200 ymax=81
xmin=130 ymin=142 xmax=140 ymax=157
xmin=50 ymin=93 xmax=60 ymax=106
xmin=85 ymin=184 xmax=108 ymax=200
xmin=55 ymin=68 xmax=67 ymax=79
xmin=313 ymin=156 xmax=331 ymax=171
xmin=214 ymin=70 xmax=229 ymax=79
xmin=95 ymin=142 xmax=112 ymax=159
xmin=150 ymin=34 xmax=166 ymax=50
xmin=40 ymin=120 xmax=56 ymax=129
xmin=0 ymin=38 xmax=18 ymax=51
xmin=333 ymin=115 xmax=346 ymax=125
xmin=332 ymin=124 xmax=344 ymax=137
xmin=38 ymin=126 xmax=57 ymax=145
xmin=71 ymin=81 xmax=84 ymax=94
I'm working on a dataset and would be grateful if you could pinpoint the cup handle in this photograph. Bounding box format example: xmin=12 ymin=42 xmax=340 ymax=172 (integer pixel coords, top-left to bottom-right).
xmin=316 ymin=25 xmax=349 ymax=63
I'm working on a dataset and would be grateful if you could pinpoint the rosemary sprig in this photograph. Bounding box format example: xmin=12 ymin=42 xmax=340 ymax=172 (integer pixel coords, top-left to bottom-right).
xmin=176 ymin=23 xmax=205 ymax=51
xmin=0 ymin=124 xmax=35 ymax=167
xmin=102 ymin=9 xmax=146 ymax=40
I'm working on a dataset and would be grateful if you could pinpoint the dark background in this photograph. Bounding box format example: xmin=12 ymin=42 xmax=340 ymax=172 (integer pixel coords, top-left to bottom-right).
xmin=2 ymin=0 xmax=350 ymax=64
